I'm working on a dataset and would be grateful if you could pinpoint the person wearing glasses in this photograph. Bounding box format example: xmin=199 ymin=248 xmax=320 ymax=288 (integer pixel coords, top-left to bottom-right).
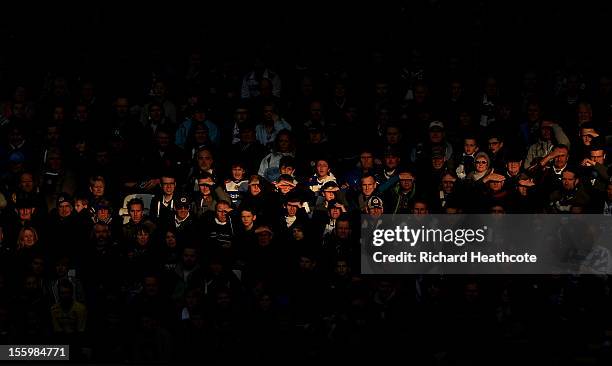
xmin=487 ymin=133 xmax=508 ymax=171
xmin=578 ymin=144 xmax=610 ymax=194
xmin=466 ymin=152 xmax=493 ymax=184
xmin=150 ymin=172 xmax=177 ymax=221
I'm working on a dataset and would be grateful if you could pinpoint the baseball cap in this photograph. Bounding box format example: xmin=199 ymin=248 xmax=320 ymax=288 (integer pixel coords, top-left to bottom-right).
xmin=367 ymin=195 xmax=384 ymax=210
xmin=56 ymin=193 xmax=73 ymax=206
xmin=431 ymin=146 xmax=445 ymax=159
xmin=175 ymin=193 xmax=192 ymax=208
xmin=429 ymin=121 xmax=445 ymax=131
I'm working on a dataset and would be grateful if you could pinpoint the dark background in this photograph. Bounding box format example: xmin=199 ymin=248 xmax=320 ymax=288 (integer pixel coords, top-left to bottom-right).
xmin=2 ymin=1 xmax=612 ymax=99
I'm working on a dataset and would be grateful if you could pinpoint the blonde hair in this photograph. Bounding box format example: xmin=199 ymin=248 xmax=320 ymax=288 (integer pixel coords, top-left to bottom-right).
xmin=17 ymin=226 xmax=38 ymax=250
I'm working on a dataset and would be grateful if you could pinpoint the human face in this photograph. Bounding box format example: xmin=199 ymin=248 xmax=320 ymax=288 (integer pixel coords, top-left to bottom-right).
xmin=182 ymin=248 xmax=197 ymax=269
xmin=412 ymin=203 xmax=428 ymax=215
xmin=194 ymin=125 xmax=208 ymax=143
xmin=197 ymin=150 xmax=213 ymax=171
xmin=336 ymin=220 xmax=351 ymax=239
xmin=58 ymin=202 xmax=73 ymax=218
xmin=235 ymin=108 xmax=248 ymax=123
xmin=561 ymin=171 xmax=578 ymax=191
xmin=74 ymin=200 xmax=87 ymax=213
xmin=53 ymin=106 xmax=65 ymax=122
xmin=316 ymin=160 xmax=330 ymax=177
xmin=286 ymin=202 xmax=299 ymax=217
xmin=577 ymin=104 xmax=592 ymax=124
xmin=527 ymin=104 xmax=540 ymax=122
xmin=149 ymin=105 xmax=163 ymax=122
xmin=441 ymin=175 xmax=456 ymax=194
xmin=46 ymin=126 xmax=60 ymax=145
xmin=240 ymin=128 xmax=255 ymax=143
xmin=386 ymin=127 xmax=401 ymax=145
xmin=464 ymin=139 xmax=478 ymax=155
xmin=506 ymin=161 xmax=521 ymax=176
xmin=75 ymin=105 xmax=88 ymax=122
xmin=323 ymin=191 xmax=336 ymax=201
xmin=541 ymin=126 xmax=552 ymax=140
xmin=249 ymin=182 xmax=261 ymax=195
xmin=491 ymin=206 xmax=505 ymax=215
xmin=330 ymin=207 xmax=342 ymax=219
xmin=277 ymin=182 xmax=293 ymax=194
xmin=554 ymin=149 xmax=569 ymax=168
xmin=143 ymin=277 xmax=159 ymax=297
xmin=241 ymin=211 xmax=255 ymax=228
xmin=277 ymin=135 xmax=291 ymax=152
xmin=360 ymin=153 xmax=374 ymax=169
xmin=21 ymin=229 xmax=36 ymax=247
xmin=198 ymin=178 xmax=213 ymax=195
xmin=361 ymin=177 xmax=377 ymax=196
xmin=385 ymin=155 xmax=400 ymax=169
xmin=450 ymin=81 xmax=462 ymax=99
xmin=309 ymin=101 xmax=322 ymax=122
xmin=292 ymin=227 xmax=304 ymax=240
xmin=299 ymin=256 xmax=315 ymax=271
xmin=475 ymin=158 xmax=488 ymax=173
xmin=488 ymin=180 xmax=503 ymax=192
xmin=176 ymin=206 xmax=190 ymax=220
xmin=136 ymin=230 xmax=150 ymax=246
xmin=215 ymin=203 xmax=229 ymax=222
xmin=115 ymin=98 xmax=129 ymax=116
xmin=94 ymin=224 xmax=110 ymax=241
xmin=263 ymin=105 xmax=274 ymax=122
xmin=90 ymin=181 xmax=105 ymax=197
xmin=590 ymin=150 xmax=605 ymax=165
xmin=335 ymin=260 xmax=349 ymax=276
xmin=165 ymin=231 xmax=177 ymax=248
xmin=257 ymin=231 xmax=272 ymax=246
xmin=129 ymin=204 xmax=143 ymax=223
xmin=431 ymin=156 xmax=445 ymax=170
xmin=280 ymin=165 xmax=295 ymax=176
xmin=429 ymin=130 xmax=443 ymax=144
xmin=161 ymin=177 xmax=176 ymax=195
xmin=309 ymin=130 xmax=323 ymax=144
xmin=580 ymin=129 xmax=595 ymax=146
xmin=97 ymin=208 xmax=110 ymax=221
xmin=232 ymin=166 xmax=245 ymax=180
xmin=19 ymin=173 xmax=34 ymax=193
xmin=369 ymin=206 xmax=383 ymax=218
xmin=399 ymin=173 xmax=415 ymax=191
xmin=156 ymin=132 xmax=170 ymax=149
xmin=488 ymin=138 xmax=503 ymax=154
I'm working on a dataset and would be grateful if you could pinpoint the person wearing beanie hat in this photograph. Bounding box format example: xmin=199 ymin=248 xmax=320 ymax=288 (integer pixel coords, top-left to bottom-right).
xmin=366 ymin=195 xmax=384 ymax=219
xmin=55 ymin=193 xmax=74 ymax=218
